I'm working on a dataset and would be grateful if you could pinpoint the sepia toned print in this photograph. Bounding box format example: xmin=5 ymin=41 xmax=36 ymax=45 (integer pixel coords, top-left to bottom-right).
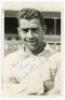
xmin=2 ymin=3 xmax=61 ymax=96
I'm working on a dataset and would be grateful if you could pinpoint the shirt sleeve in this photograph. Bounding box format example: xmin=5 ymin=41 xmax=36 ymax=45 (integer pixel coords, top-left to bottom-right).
xmin=42 ymin=52 xmax=60 ymax=95
xmin=2 ymin=55 xmax=21 ymax=96
xmin=47 ymin=52 xmax=61 ymax=95
xmin=49 ymin=52 xmax=60 ymax=81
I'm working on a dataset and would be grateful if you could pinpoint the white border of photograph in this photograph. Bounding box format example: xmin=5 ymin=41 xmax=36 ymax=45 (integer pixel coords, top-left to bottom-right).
xmin=0 ymin=0 xmax=65 ymax=100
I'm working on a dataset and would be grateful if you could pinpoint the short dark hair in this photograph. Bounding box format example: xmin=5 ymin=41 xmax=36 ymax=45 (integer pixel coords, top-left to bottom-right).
xmin=17 ymin=8 xmax=44 ymax=27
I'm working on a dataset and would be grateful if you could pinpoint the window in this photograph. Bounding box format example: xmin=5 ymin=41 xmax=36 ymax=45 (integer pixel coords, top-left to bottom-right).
xmin=56 ymin=19 xmax=61 ymax=35
xmin=44 ymin=18 xmax=54 ymax=35
xmin=5 ymin=17 xmax=18 ymax=34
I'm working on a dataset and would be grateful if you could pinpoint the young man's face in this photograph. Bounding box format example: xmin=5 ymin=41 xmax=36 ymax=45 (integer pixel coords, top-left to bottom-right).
xmin=18 ymin=18 xmax=45 ymax=51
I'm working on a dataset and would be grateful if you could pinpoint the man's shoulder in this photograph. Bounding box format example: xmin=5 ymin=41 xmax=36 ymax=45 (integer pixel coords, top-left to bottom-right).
xmin=49 ymin=51 xmax=61 ymax=70
xmin=50 ymin=51 xmax=60 ymax=61
xmin=45 ymin=44 xmax=60 ymax=58
xmin=5 ymin=51 xmax=19 ymax=61
xmin=5 ymin=47 xmax=25 ymax=60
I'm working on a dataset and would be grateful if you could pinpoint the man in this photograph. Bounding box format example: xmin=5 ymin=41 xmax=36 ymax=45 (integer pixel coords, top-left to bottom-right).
xmin=2 ymin=8 xmax=60 ymax=96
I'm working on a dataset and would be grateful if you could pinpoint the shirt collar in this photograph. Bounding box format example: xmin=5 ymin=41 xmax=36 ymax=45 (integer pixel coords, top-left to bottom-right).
xmin=18 ymin=43 xmax=54 ymax=58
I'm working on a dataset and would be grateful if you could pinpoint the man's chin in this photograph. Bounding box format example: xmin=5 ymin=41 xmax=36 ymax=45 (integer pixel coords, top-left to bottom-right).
xmin=25 ymin=42 xmax=42 ymax=52
xmin=28 ymin=45 xmax=39 ymax=51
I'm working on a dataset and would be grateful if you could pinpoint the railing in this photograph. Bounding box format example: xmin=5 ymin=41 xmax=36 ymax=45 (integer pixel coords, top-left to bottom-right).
xmin=5 ymin=35 xmax=61 ymax=44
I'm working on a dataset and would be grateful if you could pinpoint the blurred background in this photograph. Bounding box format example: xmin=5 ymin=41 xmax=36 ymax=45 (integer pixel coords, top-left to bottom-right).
xmin=4 ymin=3 xmax=61 ymax=56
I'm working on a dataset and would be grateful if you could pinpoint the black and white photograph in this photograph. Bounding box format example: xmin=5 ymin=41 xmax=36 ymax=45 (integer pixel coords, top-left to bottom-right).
xmin=1 ymin=2 xmax=62 ymax=96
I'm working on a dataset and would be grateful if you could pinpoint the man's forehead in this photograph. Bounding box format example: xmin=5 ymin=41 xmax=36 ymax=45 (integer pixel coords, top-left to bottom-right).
xmin=19 ymin=18 xmax=41 ymax=28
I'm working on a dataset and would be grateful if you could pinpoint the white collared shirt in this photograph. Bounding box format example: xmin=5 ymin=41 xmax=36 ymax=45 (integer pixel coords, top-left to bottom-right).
xmin=2 ymin=44 xmax=60 ymax=96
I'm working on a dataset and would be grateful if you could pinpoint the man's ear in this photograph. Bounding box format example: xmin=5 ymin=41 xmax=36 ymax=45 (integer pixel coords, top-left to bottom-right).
xmin=43 ymin=25 xmax=47 ymax=34
xmin=17 ymin=27 xmax=21 ymax=37
xmin=17 ymin=27 xmax=20 ymax=33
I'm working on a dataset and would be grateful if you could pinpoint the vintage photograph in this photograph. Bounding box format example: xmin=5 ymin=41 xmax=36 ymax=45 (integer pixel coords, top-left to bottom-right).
xmin=2 ymin=2 xmax=62 ymax=96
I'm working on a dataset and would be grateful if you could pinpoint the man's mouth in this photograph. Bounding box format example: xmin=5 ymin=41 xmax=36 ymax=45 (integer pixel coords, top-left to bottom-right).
xmin=26 ymin=39 xmax=38 ymax=46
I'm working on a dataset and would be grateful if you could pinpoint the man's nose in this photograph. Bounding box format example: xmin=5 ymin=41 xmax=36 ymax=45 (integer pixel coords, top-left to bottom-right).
xmin=27 ymin=30 xmax=33 ymax=38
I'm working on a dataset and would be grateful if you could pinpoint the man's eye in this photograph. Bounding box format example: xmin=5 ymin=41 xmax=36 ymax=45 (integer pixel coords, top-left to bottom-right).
xmin=32 ymin=28 xmax=38 ymax=32
xmin=22 ymin=29 xmax=28 ymax=33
